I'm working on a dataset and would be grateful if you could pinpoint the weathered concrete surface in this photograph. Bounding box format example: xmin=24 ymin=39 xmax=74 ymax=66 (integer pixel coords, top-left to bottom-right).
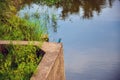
xmin=0 ymin=40 xmax=42 ymax=46
xmin=0 ymin=40 xmax=66 ymax=80
xmin=31 ymin=42 xmax=66 ymax=80
xmin=46 ymin=43 xmax=65 ymax=80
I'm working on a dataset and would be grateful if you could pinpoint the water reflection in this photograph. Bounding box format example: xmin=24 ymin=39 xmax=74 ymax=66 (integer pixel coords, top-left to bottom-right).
xmin=0 ymin=0 xmax=116 ymax=20
xmin=19 ymin=0 xmax=115 ymax=19
xmin=18 ymin=0 xmax=116 ymax=34
xmin=54 ymin=0 xmax=115 ymax=19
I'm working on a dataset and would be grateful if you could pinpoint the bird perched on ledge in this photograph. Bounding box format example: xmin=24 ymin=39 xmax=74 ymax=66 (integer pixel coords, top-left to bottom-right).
xmin=57 ymin=38 xmax=62 ymax=43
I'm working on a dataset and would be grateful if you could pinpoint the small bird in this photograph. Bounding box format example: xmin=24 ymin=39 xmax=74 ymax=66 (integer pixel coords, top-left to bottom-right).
xmin=57 ymin=38 xmax=62 ymax=43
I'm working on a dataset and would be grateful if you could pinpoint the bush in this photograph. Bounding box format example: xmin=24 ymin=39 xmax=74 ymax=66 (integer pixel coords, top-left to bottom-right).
xmin=0 ymin=45 xmax=43 ymax=80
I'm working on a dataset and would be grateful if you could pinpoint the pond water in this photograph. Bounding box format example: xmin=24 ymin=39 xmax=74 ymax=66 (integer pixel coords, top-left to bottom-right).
xmin=19 ymin=0 xmax=120 ymax=80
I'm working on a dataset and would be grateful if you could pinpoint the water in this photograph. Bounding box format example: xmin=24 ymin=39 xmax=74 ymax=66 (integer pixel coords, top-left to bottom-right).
xmin=19 ymin=0 xmax=120 ymax=80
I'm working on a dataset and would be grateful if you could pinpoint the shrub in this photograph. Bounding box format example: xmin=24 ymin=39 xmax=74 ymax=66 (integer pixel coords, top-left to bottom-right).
xmin=0 ymin=45 xmax=43 ymax=80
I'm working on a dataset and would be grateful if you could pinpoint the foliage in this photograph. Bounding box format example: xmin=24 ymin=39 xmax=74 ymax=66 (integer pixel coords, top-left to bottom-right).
xmin=0 ymin=15 xmax=46 ymax=41
xmin=0 ymin=45 xmax=42 ymax=80
xmin=0 ymin=0 xmax=17 ymax=18
xmin=34 ymin=0 xmax=61 ymax=5
xmin=0 ymin=0 xmax=47 ymax=80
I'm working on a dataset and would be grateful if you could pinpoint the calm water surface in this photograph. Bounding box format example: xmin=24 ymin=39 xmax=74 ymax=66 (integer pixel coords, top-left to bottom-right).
xmin=58 ymin=1 xmax=120 ymax=80
xmin=19 ymin=0 xmax=120 ymax=80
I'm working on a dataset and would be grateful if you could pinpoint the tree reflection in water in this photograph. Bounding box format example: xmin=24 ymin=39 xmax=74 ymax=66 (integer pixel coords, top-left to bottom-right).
xmin=0 ymin=0 xmax=115 ymax=33
xmin=0 ymin=0 xmax=116 ymax=19
xmin=24 ymin=0 xmax=115 ymax=19
xmin=54 ymin=0 xmax=115 ymax=19
xmin=21 ymin=0 xmax=115 ymax=33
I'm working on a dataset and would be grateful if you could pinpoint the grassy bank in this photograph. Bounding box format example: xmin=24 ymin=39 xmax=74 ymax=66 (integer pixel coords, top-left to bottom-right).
xmin=0 ymin=0 xmax=47 ymax=80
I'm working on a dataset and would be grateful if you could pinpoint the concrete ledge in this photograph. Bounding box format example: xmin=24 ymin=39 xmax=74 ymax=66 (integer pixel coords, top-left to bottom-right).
xmin=0 ymin=40 xmax=65 ymax=80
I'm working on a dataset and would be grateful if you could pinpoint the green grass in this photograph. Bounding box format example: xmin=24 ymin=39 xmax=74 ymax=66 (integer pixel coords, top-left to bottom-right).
xmin=0 ymin=15 xmax=47 ymax=80
xmin=0 ymin=15 xmax=46 ymax=41
xmin=0 ymin=0 xmax=47 ymax=80
xmin=0 ymin=15 xmax=46 ymax=80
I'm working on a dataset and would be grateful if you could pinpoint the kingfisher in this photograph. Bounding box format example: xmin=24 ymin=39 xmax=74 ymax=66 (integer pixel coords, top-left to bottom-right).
xmin=57 ymin=38 xmax=62 ymax=43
